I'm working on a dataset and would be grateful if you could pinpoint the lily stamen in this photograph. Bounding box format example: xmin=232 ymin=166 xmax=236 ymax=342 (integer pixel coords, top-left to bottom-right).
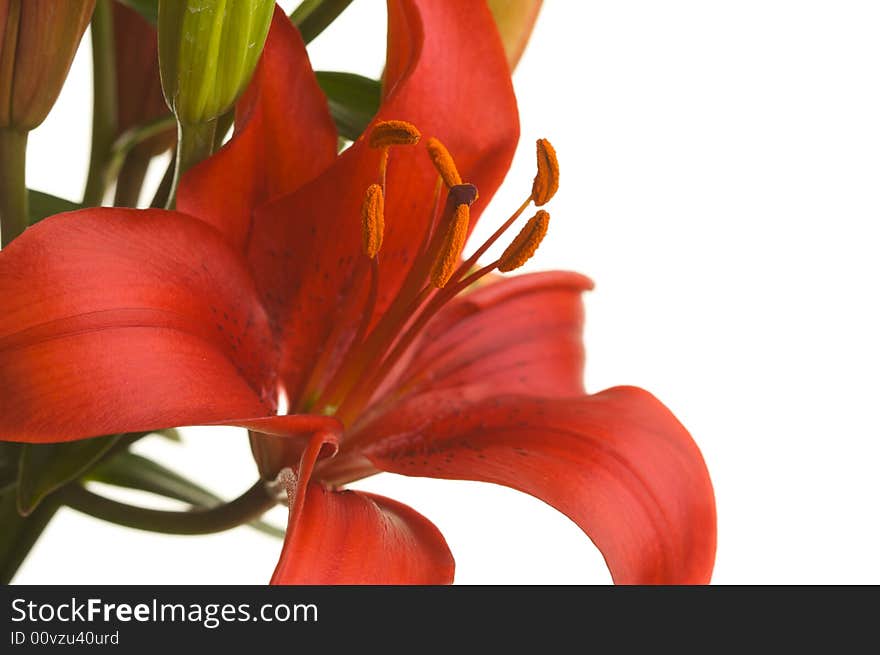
xmin=430 ymin=204 xmax=470 ymax=288
xmin=426 ymin=137 xmax=463 ymax=188
xmin=368 ymin=120 xmax=422 ymax=148
xmin=369 ymin=120 xmax=421 ymax=190
xmin=453 ymin=194 xmax=532 ymax=282
xmin=361 ymin=184 xmax=384 ymax=259
xmin=497 ymin=210 xmax=550 ymax=272
xmin=311 ymin=128 xmax=560 ymax=424
xmin=450 ymin=138 xmax=558 ymax=284
xmin=532 ymin=138 xmax=559 ymax=206
xmin=337 ymin=211 xmax=553 ymax=426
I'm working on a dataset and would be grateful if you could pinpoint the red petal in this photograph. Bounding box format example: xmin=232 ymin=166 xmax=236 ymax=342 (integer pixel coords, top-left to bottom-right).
xmin=271 ymin=484 xmax=454 ymax=585
xmin=356 ymin=388 xmax=716 ymax=584
xmin=176 ymin=7 xmax=337 ymax=251
xmin=244 ymin=414 xmax=342 ymax=480
xmin=0 ymin=209 xmax=277 ymax=442
xmin=370 ymin=271 xmax=594 ymax=407
xmin=249 ymin=0 xmax=519 ymax=400
xmin=269 ymin=429 xmax=453 ymax=585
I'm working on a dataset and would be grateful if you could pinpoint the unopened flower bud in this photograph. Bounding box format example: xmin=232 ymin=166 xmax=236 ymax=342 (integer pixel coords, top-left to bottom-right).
xmin=0 ymin=0 xmax=95 ymax=130
xmin=158 ymin=0 xmax=274 ymax=125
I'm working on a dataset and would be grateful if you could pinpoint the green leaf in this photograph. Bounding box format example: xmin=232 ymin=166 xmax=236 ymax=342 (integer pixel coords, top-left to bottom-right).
xmin=28 ymin=189 xmax=82 ymax=225
xmin=291 ymin=0 xmax=354 ymax=44
xmin=315 ymin=71 xmax=381 ymax=142
xmin=90 ymin=451 xmax=285 ymax=539
xmin=116 ymin=0 xmax=158 ymax=24
xmin=155 ymin=428 xmax=183 ymax=443
xmin=0 ymin=486 xmax=60 ymax=584
xmin=17 ymin=435 xmax=122 ymax=516
xmin=0 ymin=443 xmax=21 ymax=492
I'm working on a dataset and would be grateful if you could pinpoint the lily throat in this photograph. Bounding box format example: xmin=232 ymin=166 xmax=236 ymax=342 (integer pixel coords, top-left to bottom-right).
xmin=293 ymin=121 xmax=561 ymax=429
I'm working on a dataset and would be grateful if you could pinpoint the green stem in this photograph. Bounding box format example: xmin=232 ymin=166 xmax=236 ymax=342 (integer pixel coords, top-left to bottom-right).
xmin=213 ymin=110 xmax=234 ymax=151
xmin=83 ymin=0 xmax=118 ymax=206
xmin=62 ymin=479 xmax=279 ymax=535
xmin=106 ymin=114 xmax=176 ymax=206
xmin=113 ymin=152 xmax=151 ymax=207
xmin=0 ymin=128 xmax=29 ymax=248
xmin=291 ymin=0 xmax=355 ymax=44
xmin=166 ymin=119 xmax=217 ymax=209
xmin=151 ymin=157 xmax=175 ymax=208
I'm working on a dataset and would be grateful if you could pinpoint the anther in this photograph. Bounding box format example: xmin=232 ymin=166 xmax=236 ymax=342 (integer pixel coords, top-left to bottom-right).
xmin=361 ymin=184 xmax=384 ymax=258
xmin=497 ymin=210 xmax=550 ymax=272
xmin=532 ymin=139 xmax=559 ymax=206
xmin=430 ymin=204 xmax=470 ymax=288
xmin=369 ymin=120 xmax=421 ymax=148
xmin=426 ymin=137 xmax=462 ymax=188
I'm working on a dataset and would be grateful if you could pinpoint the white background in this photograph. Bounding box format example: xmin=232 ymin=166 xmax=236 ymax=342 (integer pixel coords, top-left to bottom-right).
xmin=14 ymin=1 xmax=880 ymax=584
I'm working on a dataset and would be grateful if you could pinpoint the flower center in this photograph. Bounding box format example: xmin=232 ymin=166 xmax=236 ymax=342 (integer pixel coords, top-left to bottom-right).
xmin=296 ymin=122 xmax=559 ymax=428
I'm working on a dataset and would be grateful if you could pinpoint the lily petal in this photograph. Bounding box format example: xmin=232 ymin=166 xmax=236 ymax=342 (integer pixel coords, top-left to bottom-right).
xmin=272 ymin=484 xmax=454 ymax=585
xmin=356 ymin=388 xmax=716 ymax=584
xmin=177 ymin=7 xmax=337 ymax=251
xmin=370 ymin=271 xmax=594 ymax=408
xmin=0 ymin=209 xmax=277 ymax=442
xmin=270 ymin=429 xmax=453 ymax=584
xmin=249 ymin=0 xmax=519 ymax=400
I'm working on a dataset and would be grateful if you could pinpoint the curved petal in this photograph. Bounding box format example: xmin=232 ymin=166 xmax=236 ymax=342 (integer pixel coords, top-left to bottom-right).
xmin=368 ymin=271 xmax=594 ymax=410
xmin=351 ymin=388 xmax=716 ymax=584
xmin=270 ymin=428 xmax=453 ymax=584
xmin=249 ymin=0 xmax=519 ymax=399
xmin=271 ymin=484 xmax=454 ymax=585
xmin=0 ymin=209 xmax=277 ymax=442
xmin=176 ymin=7 xmax=337 ymax=251
xmin=244 ymin=414 xmax=342 ymax=480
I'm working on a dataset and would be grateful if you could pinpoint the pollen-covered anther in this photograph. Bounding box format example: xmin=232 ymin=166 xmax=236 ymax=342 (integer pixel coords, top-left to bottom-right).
xmin=497 ymin=210 xmax=550 ymax=272
xmin=430 ymin=204 xmax=470 ymax=288
xmin=361 ymin=184 xmax=385 ymax=258
xmin=426 ymin=137 xmax=463 ymax=188
xmin=369 ymin=120 xmax=421 ymax=148
xmin=532 ymin=138 xmax=559 ymax=206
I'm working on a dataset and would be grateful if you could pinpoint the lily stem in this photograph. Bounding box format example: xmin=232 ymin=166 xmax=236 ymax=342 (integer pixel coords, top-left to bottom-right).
xmin=113 ymin=151 xmax=151 ymax=207
xmin=0 ymin=128 xmax=29 ymax=248
xmin=107 ymin=114 xmax=176 ymax=206
xmin=83 ymin=0 xmax=118 ymax=206
xmin=62 ymin=479 xmax=279 ymax=535
xmin=166 ymin=119 xmax=217 ymax=209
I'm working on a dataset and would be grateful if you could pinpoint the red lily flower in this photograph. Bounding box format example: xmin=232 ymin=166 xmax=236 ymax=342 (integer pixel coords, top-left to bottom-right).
xmin=0 ymin=1 xmax=715 ymax=584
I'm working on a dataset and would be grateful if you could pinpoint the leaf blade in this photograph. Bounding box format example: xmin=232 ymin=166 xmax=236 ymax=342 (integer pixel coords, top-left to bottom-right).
xmin=290 ymin=0 xmax=354 ymax=44
xmin=17 ymin=435 xmax=122 ymax=515
xmin=28 ymin=189 xmax=82 ymax=225
xmin=315 ymin=71 xmax=380 ymax=142
xmin=0 ymin=486 xmax=60 ymax=584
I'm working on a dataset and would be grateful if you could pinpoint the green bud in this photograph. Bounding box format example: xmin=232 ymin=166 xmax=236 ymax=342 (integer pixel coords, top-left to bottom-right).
xmin=158 ymin=0 xmax=275 ymax=125
xmin=0 ymin=0 xmax=95 ymax=130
